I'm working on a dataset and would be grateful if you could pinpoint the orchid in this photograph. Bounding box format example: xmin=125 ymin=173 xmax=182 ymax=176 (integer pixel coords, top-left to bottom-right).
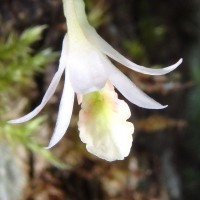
xmin=9 ymin=0 xmax=182 ymax=161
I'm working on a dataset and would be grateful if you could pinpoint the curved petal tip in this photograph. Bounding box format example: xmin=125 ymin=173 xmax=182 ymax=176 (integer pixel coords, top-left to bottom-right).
xmin=8 ymin=118 xmax=29 ymax=124
xmin=44 ymin=142 xmax=55 ymax=149
xmin=177 ymin=58 xmax=183 ymax=66
xmin=157 ymin=104 xmax=168 ymax=109
xmin=7 ymin=119 xmax=18 ymax=124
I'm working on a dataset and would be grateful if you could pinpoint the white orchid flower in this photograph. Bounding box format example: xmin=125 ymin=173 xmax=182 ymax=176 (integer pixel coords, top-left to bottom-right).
xmin=9 ymin=0 xmax=182 ymax=161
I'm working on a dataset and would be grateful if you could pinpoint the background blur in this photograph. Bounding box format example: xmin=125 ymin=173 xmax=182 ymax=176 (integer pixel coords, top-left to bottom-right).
xmin=0 ymin=0 xmax=200 ymax=199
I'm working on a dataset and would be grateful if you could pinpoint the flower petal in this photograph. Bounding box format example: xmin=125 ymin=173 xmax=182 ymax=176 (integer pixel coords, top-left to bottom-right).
xmin=8 ymin=64 xmax=65 ymax=124
xmin=46 ymin=68 xmax=74 ymax=149
xmin=81 ymin=25 xmax=182 ymax=75
xmin=8 ymin=35 xmax=69 ymax=124
xmin=63 ymin=1 xmax=108 ymax=94
xmin=63 ymin=0 xmax=182 ymax=75
xmin=85 ymin=121 xmax=134 ymax=161
xmin=68 ymin=45 xmax=108 ymax=94
xmin=108 ymin=62 xmax=167 ymax=109
xmin=78 ymin=83 xmax=134 ymax=161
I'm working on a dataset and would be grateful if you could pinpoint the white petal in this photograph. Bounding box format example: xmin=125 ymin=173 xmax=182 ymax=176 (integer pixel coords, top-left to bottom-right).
xmin=8 ymin=64 xmax=65 ymax=124
xmin=81 ymin=25 xmax=182 ymax=75
xmin=63 ymin=1 xmax=108 ymax=94
xmin=63 ymin=0 xmax=182 ymax=75
xmin=68 ymin=45 xmax=108 ymax=94
xmin=46 ymin=68 xmax=74 ymax=148
xmin=84 ymin=99 xmax=134 ymax=161
xmin=108 ymin=62 xmax=167 ymax=109
xmin=8 ymin=35 xmax=69 ymax=124
xmin=78 ymin=83 xmax=134 ymax=161
xmin=85 ymin=121 xmax=134 ymax=161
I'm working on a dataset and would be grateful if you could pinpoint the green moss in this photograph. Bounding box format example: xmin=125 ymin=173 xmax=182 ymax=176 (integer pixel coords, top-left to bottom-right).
xmin=0 ymin=26 xmax=64 ymax=167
